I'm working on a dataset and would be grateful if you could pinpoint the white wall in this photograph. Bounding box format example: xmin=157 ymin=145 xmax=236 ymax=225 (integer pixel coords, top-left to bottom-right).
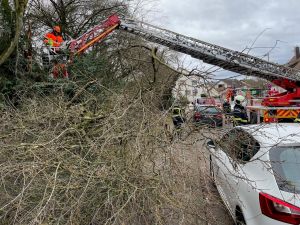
xmin=173 ymin=75 xmax=219 ymax=102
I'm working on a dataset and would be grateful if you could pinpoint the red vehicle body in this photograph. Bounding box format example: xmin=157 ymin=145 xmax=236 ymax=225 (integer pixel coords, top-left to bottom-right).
xmin=194 ymin=105 xmax=223 ymax=127
xmin=195 ymin=97 xmax=216 ymax=106
xmin=262 ymin=79 xmax=300 ymax=107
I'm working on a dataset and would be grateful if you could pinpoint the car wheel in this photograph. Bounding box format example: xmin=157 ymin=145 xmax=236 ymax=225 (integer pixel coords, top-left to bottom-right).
xmin=236 ymin=208 xmax=246 ymax=225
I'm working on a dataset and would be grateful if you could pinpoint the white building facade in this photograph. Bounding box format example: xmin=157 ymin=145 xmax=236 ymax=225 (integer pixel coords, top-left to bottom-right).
xmin=173 ymin=75 xmax=219 ymax=102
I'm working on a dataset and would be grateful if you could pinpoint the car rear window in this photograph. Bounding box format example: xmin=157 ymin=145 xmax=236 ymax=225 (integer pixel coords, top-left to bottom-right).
xmin=270 ymin=146 xmax=300 ymax=194
xmin=196 ymin=106 xmax=219 ymax=113
xmin=218 ymin=129 xmax=260 ymax=163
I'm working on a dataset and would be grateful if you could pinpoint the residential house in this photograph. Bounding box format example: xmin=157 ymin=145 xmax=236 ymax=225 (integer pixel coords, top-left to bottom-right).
xmin=215 ymin=77 xmax=287 ymax=100
xmin=173 ymin=75 xmax=219 ymax=102
xmin=286 ymin=46 xmax=300 ymax=69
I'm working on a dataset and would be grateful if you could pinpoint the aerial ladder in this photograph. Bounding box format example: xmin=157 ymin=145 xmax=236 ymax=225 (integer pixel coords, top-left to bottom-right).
xmin=65 ymin=14 xmax=300 ymax=121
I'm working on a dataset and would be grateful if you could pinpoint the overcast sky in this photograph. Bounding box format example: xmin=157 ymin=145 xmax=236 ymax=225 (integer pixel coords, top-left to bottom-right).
xmin=136 ymin=0 xmax=300 ymax=79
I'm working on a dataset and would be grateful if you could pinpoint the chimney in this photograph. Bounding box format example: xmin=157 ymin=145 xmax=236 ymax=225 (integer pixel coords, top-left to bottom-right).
xmin=295 ymin=46 xmax=300 ymax=59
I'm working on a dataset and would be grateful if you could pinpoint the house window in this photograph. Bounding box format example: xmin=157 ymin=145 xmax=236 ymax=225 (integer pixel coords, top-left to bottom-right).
xmin=192 ymin=80 xmax=198 ymax=86
xmin=218 ymin=84 xmax=224 ymax=88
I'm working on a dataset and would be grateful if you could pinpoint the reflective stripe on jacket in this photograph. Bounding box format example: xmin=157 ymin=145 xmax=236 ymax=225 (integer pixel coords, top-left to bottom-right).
xmin=233 ymin=117 xmax=248 ymax=123
xmin=172 ymin=108 xmax=182 ymax=117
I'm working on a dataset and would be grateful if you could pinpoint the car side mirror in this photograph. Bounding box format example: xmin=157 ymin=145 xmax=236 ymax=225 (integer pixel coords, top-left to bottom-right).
xmin=207 ymin=139 xmax=215 ymax=148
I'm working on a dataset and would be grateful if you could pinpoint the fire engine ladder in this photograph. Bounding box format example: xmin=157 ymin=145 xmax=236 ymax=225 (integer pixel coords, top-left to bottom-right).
xmin=68 ymin=15 xmax=120 ymax=55
xmin=119 ymin=18 xmax=300 ymax=85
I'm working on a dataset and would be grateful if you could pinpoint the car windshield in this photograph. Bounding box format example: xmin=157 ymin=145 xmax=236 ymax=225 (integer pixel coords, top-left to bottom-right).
xmin=195 ymin=106 xmax=219 ymax=114
xmin=270 ymin=146 xmax=300 ymax=194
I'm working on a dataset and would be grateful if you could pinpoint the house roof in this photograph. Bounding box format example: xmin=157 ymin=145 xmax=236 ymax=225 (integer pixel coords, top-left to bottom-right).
xmin=215 ymin=78 xmax=270 ymax=91
xmin=286 ymin=47 xmax=300 ymax=70
xmin=240 ymin=79 xmax=268 ymax=89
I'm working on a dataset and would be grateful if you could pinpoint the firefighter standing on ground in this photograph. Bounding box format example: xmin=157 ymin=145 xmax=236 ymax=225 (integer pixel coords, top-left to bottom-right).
xmin=172 ymin=106 xmax=185 ymax=130
xmin=222 ymin=100 xmax=231 ymax=114
xmin=44 ymin=26 xmax=69 ymax=79
xmin=232 ymin=96 xmax=248 ymax=125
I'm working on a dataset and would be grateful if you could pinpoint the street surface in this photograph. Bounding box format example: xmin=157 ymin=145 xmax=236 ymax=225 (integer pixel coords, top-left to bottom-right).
xmin=170 ymin=126 xmax=233 ymax=225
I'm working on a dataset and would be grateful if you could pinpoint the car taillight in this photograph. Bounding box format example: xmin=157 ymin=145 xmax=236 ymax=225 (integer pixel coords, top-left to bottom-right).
xmin=259 ymin=192 xmax=300 ymax=224
xmin=264 ymin=118 xmax=278 ymax=123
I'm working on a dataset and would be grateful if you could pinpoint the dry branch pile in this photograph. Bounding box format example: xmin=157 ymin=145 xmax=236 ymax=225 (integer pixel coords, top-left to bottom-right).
xmin=0 ymin=77 xmax=208 ymax=225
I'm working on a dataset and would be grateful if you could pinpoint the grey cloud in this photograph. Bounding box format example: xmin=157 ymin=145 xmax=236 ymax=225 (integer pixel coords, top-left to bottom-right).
xmin=148 ymin=0 xmax=300 ymax=70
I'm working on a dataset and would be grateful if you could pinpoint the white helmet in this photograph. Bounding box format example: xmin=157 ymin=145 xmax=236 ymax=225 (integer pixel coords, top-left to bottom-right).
xmin=235 ymin=95 xmax=245 ymax=102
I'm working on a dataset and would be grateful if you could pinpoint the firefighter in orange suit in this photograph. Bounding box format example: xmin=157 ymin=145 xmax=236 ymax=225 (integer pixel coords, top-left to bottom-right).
xmin=44 ymin=26 xmax=69 ymax=79
xmin=44 ymin=26 xmax=64 ymax=49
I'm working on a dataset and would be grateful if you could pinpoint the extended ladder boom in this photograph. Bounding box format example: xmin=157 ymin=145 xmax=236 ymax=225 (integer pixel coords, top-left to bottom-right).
xmin=119 ymin=18 xmax=300 ymax=86
xmin=68 ymin=15 xmax=120 ymax=55
xmin=67 ymin=14 xmax=300 ymax=107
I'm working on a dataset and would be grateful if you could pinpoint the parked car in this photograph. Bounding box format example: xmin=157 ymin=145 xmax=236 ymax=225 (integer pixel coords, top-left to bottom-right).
xmin=214 ymin=98 xmax=222 ymax=109
xmin=195 ymin=97 xmax=216 ymax=105
xmin=206 ymin=123 xmax=300 ymax=225
xmin=194 ymin=105 xmax=223 ymax=127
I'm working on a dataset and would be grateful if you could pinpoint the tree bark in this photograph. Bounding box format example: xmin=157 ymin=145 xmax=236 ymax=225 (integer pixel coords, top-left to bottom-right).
xmin=0 ymin=0 xmax=28 ymax=66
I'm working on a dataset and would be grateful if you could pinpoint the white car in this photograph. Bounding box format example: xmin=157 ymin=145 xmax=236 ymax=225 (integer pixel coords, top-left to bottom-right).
xmin=206 ymin=123 xmax=300 ymax=225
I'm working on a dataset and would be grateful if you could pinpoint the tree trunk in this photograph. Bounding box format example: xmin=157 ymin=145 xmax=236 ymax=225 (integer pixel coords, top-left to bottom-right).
xmin=0 ymin=0 xmax=28 ymax=66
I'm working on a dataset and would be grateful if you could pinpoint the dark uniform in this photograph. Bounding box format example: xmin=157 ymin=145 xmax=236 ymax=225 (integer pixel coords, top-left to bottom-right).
xmin=172 ymin=107 xmax=185 ymax=129
xmin=223 ymin=101 xmax=231 ymax=114
xmin=232 ymin=100 xmax=248 ymax=125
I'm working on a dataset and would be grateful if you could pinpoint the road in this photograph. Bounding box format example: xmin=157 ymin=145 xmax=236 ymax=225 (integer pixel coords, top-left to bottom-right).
xmin=171 ymin=127 xmax=233 ymax=225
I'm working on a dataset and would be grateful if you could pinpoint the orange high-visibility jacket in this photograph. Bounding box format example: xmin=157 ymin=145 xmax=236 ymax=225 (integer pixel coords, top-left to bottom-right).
xmin=44 ymin=32 xmax=64 ymax=47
